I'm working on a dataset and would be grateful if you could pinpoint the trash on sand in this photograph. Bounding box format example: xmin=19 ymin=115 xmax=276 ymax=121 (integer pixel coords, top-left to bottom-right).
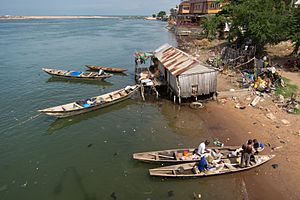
xmin=235 ymin=103 xmax=246 ymax=109
xmin=272 ymin=164 xmax=279 ymax=169
xmin=281 ymin=94 xmax=300 ymax=114
xmin=271 ymin=146 xmax=283 ymax=151
xmin=190 ymin=102 xmax=204 ymax=109
xmin=219 ymin=99 xmax=227 ymax=104
xmin=213 ymin=139 xmax=224 ymax=147
xmin=250 ymin=96 xmax=261 ymax=107
xmin=281 ymin=119 xmax=290 ymax=125
xmin=277 ymin=95 xmax=285 ymax=103
xmin=266 ymin=113 xmax=277 ymax=122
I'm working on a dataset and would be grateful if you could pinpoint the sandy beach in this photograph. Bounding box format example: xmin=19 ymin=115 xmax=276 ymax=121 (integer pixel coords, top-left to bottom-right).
xmin=176 ymin=38 xmax=300 ymax=199
xmin=0 ymin=15 xmax=118 ymax=20
xmin=200 ymin=98 xmax=300 ymax=199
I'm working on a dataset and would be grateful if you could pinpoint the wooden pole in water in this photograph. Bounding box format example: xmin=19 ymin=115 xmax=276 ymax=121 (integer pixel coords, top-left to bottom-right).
xmin=140 ymin=84 xmax=145 ymax=101
xmin=151 ymin=86 xmax=159 ymax=99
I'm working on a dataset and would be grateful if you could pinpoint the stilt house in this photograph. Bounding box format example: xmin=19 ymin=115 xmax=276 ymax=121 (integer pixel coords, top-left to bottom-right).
xmin=153 ymin=44 xmax=218 ymax=102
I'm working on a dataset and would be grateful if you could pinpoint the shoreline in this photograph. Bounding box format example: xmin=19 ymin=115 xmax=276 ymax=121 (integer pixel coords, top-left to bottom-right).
xmin=198 ymin=100 xmax=300 ymax=199
xmin=174 ymin=35 xmax=300 ymax=199
xmin=0 ymin=15 xmax=119 ymax=20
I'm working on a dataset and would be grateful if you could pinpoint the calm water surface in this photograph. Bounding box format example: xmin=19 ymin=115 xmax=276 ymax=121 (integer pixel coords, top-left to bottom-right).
xmin=0 ymin=18 xmax=244 ymax=200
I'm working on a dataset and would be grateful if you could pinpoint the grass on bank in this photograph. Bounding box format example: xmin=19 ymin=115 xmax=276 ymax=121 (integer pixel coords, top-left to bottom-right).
xmin=276 ymin=77 xmax=298 ymax=98
xmin=276 ymin=77 xmax=299 ymax=115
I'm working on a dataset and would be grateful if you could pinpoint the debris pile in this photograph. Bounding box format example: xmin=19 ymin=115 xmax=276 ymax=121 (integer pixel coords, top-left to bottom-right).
xmin=275 ymin=94 xmax=300 ymax=114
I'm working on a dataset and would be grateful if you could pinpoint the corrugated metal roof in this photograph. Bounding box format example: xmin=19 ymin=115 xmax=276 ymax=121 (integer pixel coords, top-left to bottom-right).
xmin=154 ymin=44 xmax=216 ymax=76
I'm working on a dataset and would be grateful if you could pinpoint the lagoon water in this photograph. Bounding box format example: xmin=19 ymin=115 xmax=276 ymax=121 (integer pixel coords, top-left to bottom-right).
xmin=0 ymin=17 xmax=244 ymax=200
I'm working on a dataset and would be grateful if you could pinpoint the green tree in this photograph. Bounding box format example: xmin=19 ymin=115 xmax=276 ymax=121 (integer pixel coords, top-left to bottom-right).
xmin=157 ymin=11 xmax=166 ymax=19
xmin=220 ymin=0 xmax=290 ymax=54
xmin=202 ymin=15 xmax=223 ymax=40
xmin=152 ymin=14 xmax=156 ymax=18
xmin=288 ymin=7 xmax=300 ymax=54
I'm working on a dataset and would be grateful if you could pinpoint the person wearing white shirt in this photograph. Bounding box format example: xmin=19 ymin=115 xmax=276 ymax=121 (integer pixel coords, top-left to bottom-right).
xmin=197 ymin=140 xmax=210 ymax=157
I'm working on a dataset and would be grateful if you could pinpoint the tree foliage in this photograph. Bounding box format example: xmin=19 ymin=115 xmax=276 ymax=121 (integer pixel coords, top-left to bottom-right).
xmin=157 ymin=11 xmax=166 ymax=19
xmin=224 ymin=0 xmax=289 ymax=54
xmin=203 ymin=0 xmax=300 ymax=54
xmin=202 ymin=15 xmax=223 ymax=40
xmin=288 ymin=7 xmax=300 ymax=54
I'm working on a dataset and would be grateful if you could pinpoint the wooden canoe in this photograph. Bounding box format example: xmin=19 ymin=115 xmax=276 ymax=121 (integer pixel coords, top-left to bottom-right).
xmin=85 ymin=65 xmax=128 ymax=73
xmin=42 ymin=68 xmax=112 ymax=80
xmin=133 ymin=146 xmax=241 ymax=163
xmin=149 ymin=155 xmax=275 ymax=178
xmin=39 ymin=85 xmax=140 ymax=118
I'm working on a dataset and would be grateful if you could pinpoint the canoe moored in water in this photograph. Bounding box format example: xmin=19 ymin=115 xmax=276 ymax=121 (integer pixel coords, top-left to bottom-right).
xmin=133 ymin=146 xmax=241 ymax=163
xmin=42 ymin=68 xmax=112 ymax=80
xmin=149 ymin=155 xmax=275 ymax=178
xmin=85 ymin=65 xmax=128 ymax=73
xmin=38 ymin=85 xmax=140 ymax=118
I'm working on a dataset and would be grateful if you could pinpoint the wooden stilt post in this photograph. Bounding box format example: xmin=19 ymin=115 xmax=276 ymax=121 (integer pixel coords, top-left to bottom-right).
xmin=151 ymin=86 xmax=159 ymax=99
xmin=140 ymin=84 xmax=145 ymax=101
xmin=135 ymin=64 xmax=138 ymax=82
xmin=173 ymin=95 xmax=176 ymax=103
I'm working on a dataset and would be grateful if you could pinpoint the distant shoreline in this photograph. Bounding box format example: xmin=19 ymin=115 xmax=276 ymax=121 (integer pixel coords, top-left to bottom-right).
xmin=0 ymin=15 xmax=119 ymax=20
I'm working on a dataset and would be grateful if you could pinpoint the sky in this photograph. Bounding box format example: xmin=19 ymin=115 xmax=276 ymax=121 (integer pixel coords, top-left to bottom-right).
xmin=0 ymin=0 xmax=178 ymax=16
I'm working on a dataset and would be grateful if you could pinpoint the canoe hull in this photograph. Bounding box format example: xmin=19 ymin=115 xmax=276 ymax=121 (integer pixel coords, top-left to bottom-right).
xmin=133 ymin=146 xmax=241 ymax=163
xmin=149 ymin=155 xmax=275 ymax=178
xmin=39 ymin=85 xmax=140 ymax=118
xmin=85 ymin=65 xmax=128 ymax=73
xmin=42 ymin=68 xmax=112 ymax=80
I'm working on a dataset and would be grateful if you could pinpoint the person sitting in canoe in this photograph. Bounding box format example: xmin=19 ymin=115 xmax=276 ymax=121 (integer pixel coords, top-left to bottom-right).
xmin=197 ymin=156 xmax=209 ymax=172
xmin=253 ymin=139 xmax=265 ymax=154
xmin=98 ymin=69 xmax=104 ymax=75
xmin=196 ymin=152 xmax=225 ymax=173
xmin=210 ymin=149 xmax=223 ymax=164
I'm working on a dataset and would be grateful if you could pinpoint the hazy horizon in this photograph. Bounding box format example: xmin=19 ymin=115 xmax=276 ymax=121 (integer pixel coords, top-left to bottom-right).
xmin=0 ymin=0 xmax=178 ymax=16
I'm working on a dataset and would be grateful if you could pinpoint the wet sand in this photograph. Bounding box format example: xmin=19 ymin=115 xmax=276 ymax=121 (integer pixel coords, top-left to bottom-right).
xmin=194 ymin=100 xmax=300 ymax=200
xmin=176 ymin=36 xmax=300 ymax=199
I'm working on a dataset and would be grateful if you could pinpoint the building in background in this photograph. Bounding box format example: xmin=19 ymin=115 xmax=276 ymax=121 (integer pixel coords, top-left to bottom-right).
xmin=175 ymin=0 xmax=225 ymax=27
xmin=190 ymin=0 xmax=222 ymax=15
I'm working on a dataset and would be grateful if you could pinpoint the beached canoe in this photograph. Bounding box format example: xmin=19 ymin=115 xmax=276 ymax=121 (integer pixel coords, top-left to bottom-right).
xmin=149 ymin=155 xmax=275 ymax=178
xmin=39 ymin=85 xmax=140 ymax=118
xmin=42 ymin=68 xmax=112 ymax=80
xmin=133 ymin=146 xmax=241 ymax=163
xmin=85 ymin=65 xmax=128 ymax=73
